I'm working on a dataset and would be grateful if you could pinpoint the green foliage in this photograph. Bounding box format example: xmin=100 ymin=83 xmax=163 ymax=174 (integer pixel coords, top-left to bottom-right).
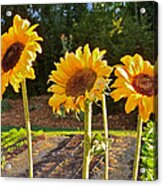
xmin=91 ymin=133 xmax=113 ymax=156
xmin=1 ymin=155 xmax=6 ymax=171
xmin=1 ymin=2 xmax=157 ymax=100
xmin=1 ymin=98 xmax=11 ymax=113
xmin=140 ymin=121 xmax=158 ymax=181
xmin=1 ymin=128 xmax=44 ymax=155
xmin=60 ymin=34 xmax=73 ymax=54
xmin=1 ymin=128 xmax=26 ymax=148
xmin=1 ymin=128 xmax=44 ymax=170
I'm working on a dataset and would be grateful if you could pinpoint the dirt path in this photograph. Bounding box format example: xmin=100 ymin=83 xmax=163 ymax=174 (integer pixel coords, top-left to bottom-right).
xmin=2 ymin=135 xmax=136 ymax=180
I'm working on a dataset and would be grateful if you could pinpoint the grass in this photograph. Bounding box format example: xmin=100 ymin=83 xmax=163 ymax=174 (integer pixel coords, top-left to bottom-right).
xmin=1 ymin=125 xmax=137 ymax=137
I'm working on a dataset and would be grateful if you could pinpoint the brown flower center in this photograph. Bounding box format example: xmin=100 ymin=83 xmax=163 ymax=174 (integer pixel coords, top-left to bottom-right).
xmin=2 ymin=42 xmax=24 ymax=72
xmin=66 ymin=69 xmax=97 ymax=97
xmin=132 ymin=73 xmax=157 ymax=96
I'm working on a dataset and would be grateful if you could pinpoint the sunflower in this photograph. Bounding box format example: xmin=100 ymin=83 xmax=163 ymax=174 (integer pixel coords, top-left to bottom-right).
xmin=48 ymin=44 xmax=112 ymax=114
xmin=110 ymin=54 xmax=157 ymax=122
xmin=1 ymin=14 xmax=43 ymax=97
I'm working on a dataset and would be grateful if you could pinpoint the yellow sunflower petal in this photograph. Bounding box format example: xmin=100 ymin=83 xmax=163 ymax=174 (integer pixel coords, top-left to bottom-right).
xmin=1 ymin=73 xmax=10 ymax=96
xmin=110 ymin=87 xmax=134 ymax=102
xmin=92 ymin=48 xmax=100 ymax=62
xmin=48 ymin=84 xmax=65 ymax=94
xmin=96 ymin=66 xmax=112 ymax=77
xmin=75 ymin=46 xmax=82 ymax=60
xmin=142 ymin=95 xmax=154 ymax=114
xmin=48 ymin=94 xmax=66 ymax=112
xmin=28 ymin=31 xmax=43 ymax=41
xmin=93 ymin=60 xmax=106 ymax=71
xmin=143 ymin=61 xmax=154 ymax=76
xmin=121 ymin=54 xmax=143 ymax=76
xmin=26 ymin=42 xmax=42 ymax=54
xmin=138 ymin=99 xmax=151 ymax=122
xmin=125 ymin=94 xmax=141 ymax=113
xmin=115 ymin=67 xmax=132 ymax=82
xmin=13 ymin=14 xmax=30 ymax=32
xmin=92 ymin=90 xmax=103 ymax=100
xmin=111 ymin=78 xmax=135 ymax=92
xmin=65 ymin=97 xmax=76 ymax=112
xmin=120 ymin=55 xmax=135 ymax=75
xmin=9 ymin=74 xmax=21 ymax=92
xmin=56 ymin=62 xmax=71 ymax=77
xmin=27 ymin=50 xmax=37 ymax=61
xmin=66 ymin=53 xmax=82 ymax=70
xmin=92 ymin=48 xmax=106 ymax=63
xmin=51 ymin=70 xmax=69 ymax=84
xmin=1 ymin=33 xmax=13 ymax=58
xmin=133 ymin=53 xmax=144 ymax=74
xmin=26 ymin=68 xmax=35 ymax=79
xmin=93 ymin=77 xmax=106 ymax=91
xmin=76 ymin=96 xmax=85 ymax=111
xmin=48 ymin=74 xmax=66 ymax=87
xmin=60 ymin=57 xmax=76 ymax=75
xmin=82 ymin=44 xmax=91 ymax=67
xmin=27 ymin=24 xmax=39 ymax=34
xmin=111 ymin=78 xmax=126 ymax=88
xmin=8 ymin=27 xmax=15 ymax=37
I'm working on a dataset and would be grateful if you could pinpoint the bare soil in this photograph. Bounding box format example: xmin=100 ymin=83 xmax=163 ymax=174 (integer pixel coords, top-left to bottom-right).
xmin=2 ymin=134 xmax=136 ymax=179
xmin=2 ymin=95 xmax=137 ymax=130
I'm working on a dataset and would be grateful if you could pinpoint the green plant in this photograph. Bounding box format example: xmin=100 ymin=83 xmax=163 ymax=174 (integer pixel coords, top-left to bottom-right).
xmin=1 ymin=155 xmax=6 ymax=171
xmin=91 ymin=133 xmax=113 ymax=156
xmin=1 ymin=128 xmax=44 ymax=155
xmin=1 ymin=98 xmax=11 ymax=113
xmin=140 ymin=121 xmax=158 ymax=181
xmin=60 ymin=33 xmax=73 ymax=54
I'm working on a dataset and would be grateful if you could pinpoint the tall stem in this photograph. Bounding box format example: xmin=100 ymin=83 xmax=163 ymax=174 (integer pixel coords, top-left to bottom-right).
xmin=133 ymin=115 xmax=143 ymax=180
xmin=21 ymin=79 xmax=33 ymax=178
xmin=82 ymin=100 xmax=92 ymax=179
xmin=102 ymin=94 xmax=109 ymax=180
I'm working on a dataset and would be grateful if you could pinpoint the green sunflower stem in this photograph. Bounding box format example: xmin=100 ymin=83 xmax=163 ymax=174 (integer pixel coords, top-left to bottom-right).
xmin=82 ymin=100 xmax=92 ymax=179
xmin=102 ymin=94 xmax=109 ymax=180
xmin=21 ymin=79 xmax=33 ymax=178
xmin=133 ymin=115 xmax=143 ymax=181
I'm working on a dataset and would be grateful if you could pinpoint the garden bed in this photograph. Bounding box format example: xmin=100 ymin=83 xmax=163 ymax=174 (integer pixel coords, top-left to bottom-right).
xmin=2 ymin=95 xmax=137 ymax=130
xmin=1 ymin=132 xmax=136 ymax=179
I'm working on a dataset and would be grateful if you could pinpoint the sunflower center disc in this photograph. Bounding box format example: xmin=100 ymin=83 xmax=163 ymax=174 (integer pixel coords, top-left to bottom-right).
xmin=66 ymin=69 xmax=97 ymax=97
xmin=2 ymin=42 xmax=24 ymax=72
xmin=132 ymin=73 xmax=157 ymax=96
